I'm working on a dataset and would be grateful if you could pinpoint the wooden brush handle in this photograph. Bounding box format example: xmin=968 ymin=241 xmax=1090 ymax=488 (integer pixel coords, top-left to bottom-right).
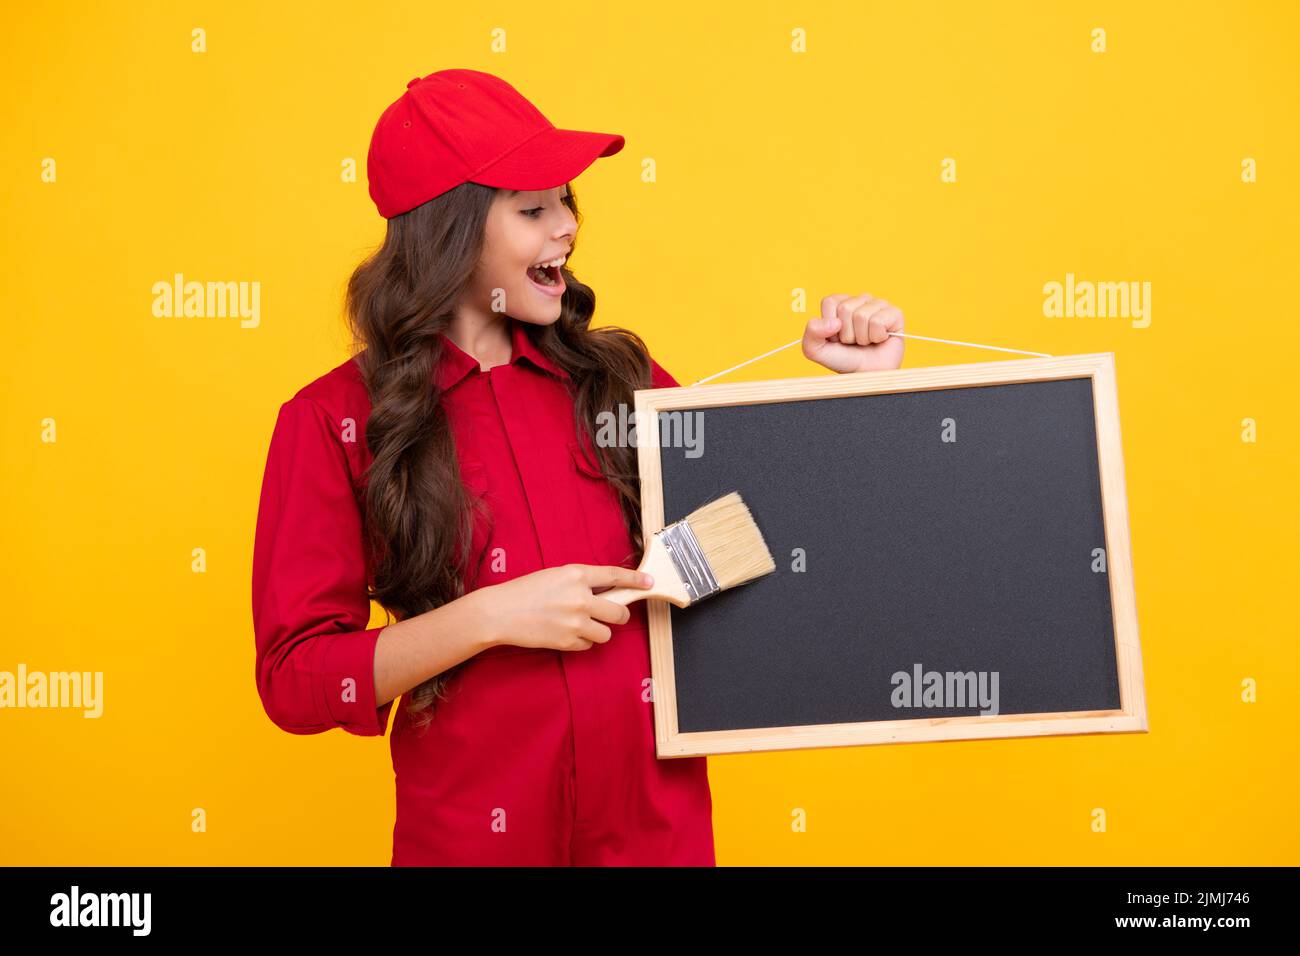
xmin=597 ymin=532 xmax=692 ymax=608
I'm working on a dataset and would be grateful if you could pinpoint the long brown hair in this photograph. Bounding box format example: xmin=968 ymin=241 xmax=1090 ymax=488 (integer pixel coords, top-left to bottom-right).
xmin=344 ymin=181 xmax=654 ymax=732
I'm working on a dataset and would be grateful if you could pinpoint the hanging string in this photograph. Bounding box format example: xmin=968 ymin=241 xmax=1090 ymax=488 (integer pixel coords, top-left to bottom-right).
xmin=687 ymin=331 xmax=1053 ymax=387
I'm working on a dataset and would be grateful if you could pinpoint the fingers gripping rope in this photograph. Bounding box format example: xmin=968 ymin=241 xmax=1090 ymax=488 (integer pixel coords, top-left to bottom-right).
xmin=687 ymin=332 xmax=1053 ymax=387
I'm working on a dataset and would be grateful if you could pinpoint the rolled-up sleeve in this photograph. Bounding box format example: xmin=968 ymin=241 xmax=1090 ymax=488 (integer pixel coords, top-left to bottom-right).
xmin=251 ymin=396 xmax=393 ymax=737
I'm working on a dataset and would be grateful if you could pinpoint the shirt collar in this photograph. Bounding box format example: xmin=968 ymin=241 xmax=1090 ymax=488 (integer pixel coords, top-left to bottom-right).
xmin=433 ymin=319 xmax=571 ymax=393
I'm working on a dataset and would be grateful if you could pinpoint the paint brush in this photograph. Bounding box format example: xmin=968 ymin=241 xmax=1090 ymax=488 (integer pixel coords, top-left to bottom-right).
xmin=599 ymin=491 xmax=776 ymax=607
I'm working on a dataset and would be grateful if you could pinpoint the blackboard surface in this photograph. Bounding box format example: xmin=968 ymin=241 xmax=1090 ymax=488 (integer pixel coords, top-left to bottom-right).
xmin=658 ymin=376 xmax=1121 ymax=733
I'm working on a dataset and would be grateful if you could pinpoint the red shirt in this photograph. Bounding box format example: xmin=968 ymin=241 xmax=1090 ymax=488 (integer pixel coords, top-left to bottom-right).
xmin=251 ymin=318 xmax=714 ymax=865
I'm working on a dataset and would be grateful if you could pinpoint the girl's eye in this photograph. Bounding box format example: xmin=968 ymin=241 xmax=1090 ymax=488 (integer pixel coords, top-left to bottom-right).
xmin=522 ymin=192 xmax=571 ymax=218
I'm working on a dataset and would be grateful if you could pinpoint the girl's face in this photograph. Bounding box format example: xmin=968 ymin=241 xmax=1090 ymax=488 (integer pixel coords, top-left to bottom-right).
xmin=469 ymin=184 xmax=578 ymax=326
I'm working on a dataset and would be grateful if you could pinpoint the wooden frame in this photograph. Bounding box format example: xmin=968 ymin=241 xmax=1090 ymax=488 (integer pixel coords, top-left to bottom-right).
xmin=634 ymin=352 xmax=1147 ymax=758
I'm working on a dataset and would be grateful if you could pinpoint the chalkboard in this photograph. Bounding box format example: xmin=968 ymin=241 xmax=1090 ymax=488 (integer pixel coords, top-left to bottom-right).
xmin=634 ymin=353 xmax=1146 ymax=757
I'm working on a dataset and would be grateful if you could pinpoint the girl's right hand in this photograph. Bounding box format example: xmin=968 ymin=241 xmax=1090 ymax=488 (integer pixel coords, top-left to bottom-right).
xmin=470 ymin=563 xmax=656 ymax=652
xmin=802 ymin=293 xmax=905 ymax=373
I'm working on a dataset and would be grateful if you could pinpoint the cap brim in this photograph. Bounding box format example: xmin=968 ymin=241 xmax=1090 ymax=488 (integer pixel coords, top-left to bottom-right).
xmin=469 ymin=127 xmax=625 ymax=191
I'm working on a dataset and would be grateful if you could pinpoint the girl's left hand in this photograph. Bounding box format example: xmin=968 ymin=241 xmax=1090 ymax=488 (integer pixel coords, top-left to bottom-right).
xmin=801 ymin=293 xmax=905 ymax=373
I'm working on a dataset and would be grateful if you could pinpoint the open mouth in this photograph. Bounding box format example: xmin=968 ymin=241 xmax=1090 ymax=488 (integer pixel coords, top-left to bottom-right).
xmin=526 ymin=254 xmax=567 ymax=288
xmin=526 ymin=264 xmax=562 ymax=286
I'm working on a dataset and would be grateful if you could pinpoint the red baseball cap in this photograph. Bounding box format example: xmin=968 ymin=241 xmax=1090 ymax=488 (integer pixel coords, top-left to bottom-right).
xmin=367 ymin=68 xmax=625 ymax=219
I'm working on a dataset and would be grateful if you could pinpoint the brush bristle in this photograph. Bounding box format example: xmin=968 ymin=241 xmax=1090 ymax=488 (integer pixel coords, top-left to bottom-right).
xmin=682 ymin=491 xmax=776 ymax=592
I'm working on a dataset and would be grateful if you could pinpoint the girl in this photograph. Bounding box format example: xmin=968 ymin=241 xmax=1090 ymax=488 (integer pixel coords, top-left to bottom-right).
xmin=251 ymin=68 xmax=905 ymax=866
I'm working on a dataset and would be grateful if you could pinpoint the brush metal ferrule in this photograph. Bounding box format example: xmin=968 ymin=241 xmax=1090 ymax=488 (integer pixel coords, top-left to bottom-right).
xmin=658 ymin=519 xmax=720 ymax=605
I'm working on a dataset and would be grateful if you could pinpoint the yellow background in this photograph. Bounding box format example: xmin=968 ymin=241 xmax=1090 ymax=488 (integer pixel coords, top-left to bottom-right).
xmin=2 ymin=1 xmax=1296 ymax=865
